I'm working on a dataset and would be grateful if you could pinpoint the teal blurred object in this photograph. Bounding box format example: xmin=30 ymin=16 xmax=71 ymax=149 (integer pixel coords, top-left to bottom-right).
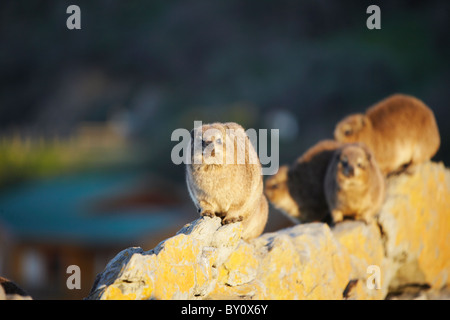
xmin=0 ymin=171 xmax=177 ymax=246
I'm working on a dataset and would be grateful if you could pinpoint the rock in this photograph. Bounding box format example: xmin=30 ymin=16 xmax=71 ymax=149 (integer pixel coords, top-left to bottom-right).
xmin=378 ymin=161 xmax=450 ymax=292
xmin=87 ymin=217 xmax=242 ymax=300
xmin=247 ymin=223 xmax=355 ymax=299
xmin=332 ymin=221 xmax=387 ymax=299
xmin=0 ymin=277 xmax=33 ymax=300
xmin=86 ymin=161 xmax=450 ymax=300
xmin=0 ymin=286 xmax=32 ymax=300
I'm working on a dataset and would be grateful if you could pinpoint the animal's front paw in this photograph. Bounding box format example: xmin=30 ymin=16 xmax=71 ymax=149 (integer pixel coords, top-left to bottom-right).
xmin=200 ymin=210 xmax=215 ymax=218
xmin=331 ymin=210 xmax=344 ymax=224
xmin=222 ymin=215 xmax=243 ymax=225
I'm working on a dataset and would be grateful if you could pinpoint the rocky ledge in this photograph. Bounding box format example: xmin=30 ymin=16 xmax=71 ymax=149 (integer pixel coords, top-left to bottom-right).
xmin=86 ymin=161 xmax=449 ymax=300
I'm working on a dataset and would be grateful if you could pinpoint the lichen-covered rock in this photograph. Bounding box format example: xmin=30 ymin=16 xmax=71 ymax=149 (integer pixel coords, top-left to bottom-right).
xmin=87 ymin=217 xmax=242 ymax=300
xmin=86 ymin=161 xmax=450 ymax=300
xmin=378 ymin=161 xmax=450 ymax=292
xmin=0 ymin=278 xmax=33 ymax=300
xmin=0 ymin=286 xmax=33 ymax=300
xmin=249 ymin=223 xmax=355 ymax=299
xmin=331 ymin=221 xmax=387 ymax=299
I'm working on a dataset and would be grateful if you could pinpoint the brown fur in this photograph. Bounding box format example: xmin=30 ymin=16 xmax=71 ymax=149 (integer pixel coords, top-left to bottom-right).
xmin=265 ymin=140 xmax=342 ymax=223
xmin=334 ymin=94 xmax=440 ymax=175
xmin=186 ymin=122 xmax=268 ymax=240
xmin=264 ymin=165 xmax=300 ymax=223
xmin=324 ymin=143 xmax=385 ymax=224
xmin=287 ymin=139 xmax=343 ymax=223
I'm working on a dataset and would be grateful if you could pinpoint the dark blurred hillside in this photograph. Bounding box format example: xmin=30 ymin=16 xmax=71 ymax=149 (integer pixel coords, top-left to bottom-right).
xmin=0 ymin=0 xmax=449 ymax=176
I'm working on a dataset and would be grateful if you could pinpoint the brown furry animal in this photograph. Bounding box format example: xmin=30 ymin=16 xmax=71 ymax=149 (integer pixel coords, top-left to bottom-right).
xmin=334 ymin=94 xmax=440 ymax=176
xmin=324 ymin=143 xmax=385 ymax=224
xmin=265 ymin=140 xmax=342 ymax=224
xmin=264 ymin=165 xmax=300 ymax=223
xmin=287 ymin=139 xmax=343 ymax=223
xmin=186 ymin=122 xmax=268 ymax=240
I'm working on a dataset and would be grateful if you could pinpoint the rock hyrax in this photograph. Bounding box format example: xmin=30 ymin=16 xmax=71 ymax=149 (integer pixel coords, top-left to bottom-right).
xmin=186 ymin=122 xmax=268 ymax=240
xmin=286 ymin=139 xmax=343 ymax=223
xmin=264 ymin=165 xmax=300 ymax=223
xmin=334 ymin=94 xmax=440 ymax=175
xmin=324 ymin=143 xmax=385 ymax=224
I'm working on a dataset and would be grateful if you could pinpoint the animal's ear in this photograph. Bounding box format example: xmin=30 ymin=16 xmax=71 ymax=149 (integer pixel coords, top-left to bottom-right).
xmin=359 ymin=144 xmax=372 ymax=161
xmin=360 ymin=115 xmax=368 ymax=128
xmin=366 ymin=150 xmax=372 ymax=161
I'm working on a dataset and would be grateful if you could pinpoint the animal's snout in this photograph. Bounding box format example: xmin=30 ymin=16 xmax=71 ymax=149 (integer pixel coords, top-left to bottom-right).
xmin=342 ymin=163 xmax=354 ymax=177
xmin=340 ymin=157 xmax=355 ymax=177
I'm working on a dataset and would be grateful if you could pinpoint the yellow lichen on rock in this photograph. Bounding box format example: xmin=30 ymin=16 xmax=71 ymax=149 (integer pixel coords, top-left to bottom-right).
xmin=332 ymin=221 xmax=386 ymax=299
xmin=257 ymin=234 xmax=305 ymax=299
xmin=333 ymin=222 xmax=384 ymax=268
xmin=86 ymin=162 xmax=450 ymax=300
xmin=218 ymin=242 xmax=258 ymax=286
xmin=379 ymin=161 xmax=450 ymax=291
xmin=103 ymin=285 xmax=137 ymax=300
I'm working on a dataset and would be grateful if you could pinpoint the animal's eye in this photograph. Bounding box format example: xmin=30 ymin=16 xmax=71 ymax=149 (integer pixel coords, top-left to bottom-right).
xmin=344 ymin=129 xmax=352 ymax=136
xmin=216 ymin=138 xmax=222 ymax=144
xmin=357 ymin=162 xmax=364 ymax=169
xmin=271 ymin=184 xmax=279 ymax=189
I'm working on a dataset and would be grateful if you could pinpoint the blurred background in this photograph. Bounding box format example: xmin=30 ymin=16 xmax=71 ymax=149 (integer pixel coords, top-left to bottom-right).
xmin=0 ymin=0 xmax=449 ymax=299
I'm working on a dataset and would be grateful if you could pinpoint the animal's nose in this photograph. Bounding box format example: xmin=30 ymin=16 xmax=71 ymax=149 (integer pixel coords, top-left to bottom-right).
xmin=343 ymin=165 xmax=354 ymax=177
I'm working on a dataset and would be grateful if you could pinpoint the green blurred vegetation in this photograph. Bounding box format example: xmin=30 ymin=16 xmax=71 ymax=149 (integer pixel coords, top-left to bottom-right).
xmin=0 ymin=136 xmax=139 ymax=189
xmin=0 ymin=138 xmax=79 ymax=188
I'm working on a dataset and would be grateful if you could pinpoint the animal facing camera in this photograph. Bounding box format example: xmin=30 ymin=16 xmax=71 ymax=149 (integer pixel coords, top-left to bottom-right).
xmin=185 ymin=122 xmax=269 ymax=240
xmin=340 ymin=157 xmax=354 ymax=177
xmin=173 ymin=121 xmax=279 ymax=174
